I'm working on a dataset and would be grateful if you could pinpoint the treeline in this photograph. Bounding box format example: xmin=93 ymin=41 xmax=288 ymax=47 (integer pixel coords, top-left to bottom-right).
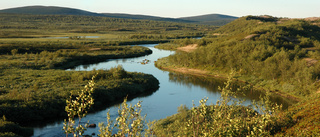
xmin=157 ymin=15 xmax=320 ymax=97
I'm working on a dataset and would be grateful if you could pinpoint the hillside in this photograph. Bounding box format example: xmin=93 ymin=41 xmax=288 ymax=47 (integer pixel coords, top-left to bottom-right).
xmin=0 ymin=6 xmax=102 ymax=16
xmin=179 ymin=14 xmax=238 ymax=25
xmin=0 ymin=6 xmax=191 ymax=23
xmin=155 ymin=15 xmax=320 ymax=136
xmin=158 ymin=15 xmax=320 ymax=97
xmin=0 ymin=6 xmax=236 ymax=26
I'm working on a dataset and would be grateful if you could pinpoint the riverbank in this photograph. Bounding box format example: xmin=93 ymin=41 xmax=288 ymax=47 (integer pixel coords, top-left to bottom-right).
xmin=0 ymin=67 xmax=159 ymax=125
xmin=0 ymin=13 xmax=213 ymax=136
xmin=155 ymin=57 xmax=301 ymax=103
xmin=154 ymin=55 xmax=320 ymax=136
xmin=0 ymin=44 xmax=160 ymax=127
xmin=152 ymin=15 xmax=320 ymax=135
xmin=54 ymin=47 xmax=153 ymax=69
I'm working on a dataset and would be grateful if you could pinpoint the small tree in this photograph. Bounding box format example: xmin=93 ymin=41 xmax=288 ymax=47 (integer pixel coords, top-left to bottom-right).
xmin=99 ymin=98 xmax=146 ymax=137
xmin=11 ymin=49 xmax=18 ymax=56
xmin=63 ymin=75 xmax=96 ymax=137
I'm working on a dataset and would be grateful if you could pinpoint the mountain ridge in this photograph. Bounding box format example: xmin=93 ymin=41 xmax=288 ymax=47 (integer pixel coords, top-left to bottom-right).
xmin=0 ymin=6 xmax=238 ymax=26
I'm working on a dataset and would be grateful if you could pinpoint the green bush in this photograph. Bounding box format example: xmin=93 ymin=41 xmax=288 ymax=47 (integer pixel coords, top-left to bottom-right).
xmin=0 ymin=116 xmax=33 ymax=137
xmin=156 ymin=15 xmax=320 ymax=98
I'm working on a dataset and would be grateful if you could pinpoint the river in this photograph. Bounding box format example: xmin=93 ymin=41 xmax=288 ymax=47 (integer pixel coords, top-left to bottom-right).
xmin=31 ymin=44 xmax=292 ymax=137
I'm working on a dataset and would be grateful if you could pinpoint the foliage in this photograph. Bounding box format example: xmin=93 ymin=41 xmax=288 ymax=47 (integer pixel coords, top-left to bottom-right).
xmin=156 ymin=15 xmax=320 ymax=98
xmin=0 ymin=66 xmax=159 ymax=124
xmin=154 ymin=43 xmax=181 ymax=50
xmin=153 ymin=15 xmax=320 ymax=136
xmin=155 ymin=37 xmax=213 ymax=50
xmin=0 ymin=12 xmax=210 ymax=136
xmin=99 ymin=98 xmax=146 ymax=137
xmin=275 ymin=93 xmax=320 ymax=136
xmin=147 ymin=71 xmax=282 ymax=136
xmin=0 ymin=116 xmax=33 ymax=137
xmin=0 ymin=41 xmax=153 ymax=70
xmin=67 ymin=70 xmax=319 ymax=137
xmin=63 ymin=75 xmax=95 ymax=137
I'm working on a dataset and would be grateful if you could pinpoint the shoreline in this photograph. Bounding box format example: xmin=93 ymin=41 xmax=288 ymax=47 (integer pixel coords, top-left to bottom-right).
xmin=55 ymin=49 xmax=153 ymax=70
xmin=156 ymin=63 xmax=300 ymax=103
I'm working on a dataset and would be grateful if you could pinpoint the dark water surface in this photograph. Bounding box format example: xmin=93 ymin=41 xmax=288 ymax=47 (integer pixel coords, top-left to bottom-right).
xmin=31 ymin=44 xmax=292 ymax=137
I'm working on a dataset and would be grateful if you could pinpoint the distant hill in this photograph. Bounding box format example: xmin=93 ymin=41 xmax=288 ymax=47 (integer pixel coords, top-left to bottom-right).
xmin=0 ymin=6 xmax=102 ymax=16
xmin=101 ymin=13 xmax=238 ymax=25
xmin=0 ymin=6 xmax=237 ymax=26
xmin=179 ymin=14 xmax=238 ymax=25
xmin=179 ymin=14 xmax=238 ymax=22
xmin=101 ymin=13 xmax=195 ymax=23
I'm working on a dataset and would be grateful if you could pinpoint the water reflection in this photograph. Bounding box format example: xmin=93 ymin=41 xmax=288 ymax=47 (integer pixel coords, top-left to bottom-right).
xmin=168 ymin=72 xmax=293 ymax=109
xmin=169 ymin=72 xmax=223 ymax=91
xmin=31 ymin=44 xmax=294 ymax=136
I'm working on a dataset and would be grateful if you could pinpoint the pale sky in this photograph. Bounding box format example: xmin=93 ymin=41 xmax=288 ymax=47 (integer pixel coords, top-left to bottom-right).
xmin=0 ymin=0 xmax=319 ymax=18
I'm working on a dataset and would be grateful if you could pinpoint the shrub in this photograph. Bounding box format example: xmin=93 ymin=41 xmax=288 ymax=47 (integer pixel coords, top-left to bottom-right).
xmin=63 ymin=75 xmax=95 ymax=137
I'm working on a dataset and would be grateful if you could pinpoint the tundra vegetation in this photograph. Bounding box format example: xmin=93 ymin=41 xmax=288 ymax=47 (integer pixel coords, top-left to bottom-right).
xmin=155 ymin=15 xmax=320 ymax=136
xmin=0 ymin=13 xmax=210 ymax=136
xmin=95 ymin=17 xmax=320 ymax=134
xmin=69 ymin=16 xmax=320 ymax=134
xmin=1 ymin=12 xmax=320 ymax=136
xmin=62 ymin=15 xmax=320 ymax=136
xmin=65 ymin=71 xmax=287 ymax=137
xmin=66 ymin=71 xmax=320 ymax=136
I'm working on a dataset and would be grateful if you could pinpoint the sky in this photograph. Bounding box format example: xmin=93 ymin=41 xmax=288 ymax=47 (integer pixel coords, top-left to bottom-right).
xmin=0 ymin=0 xmax=319 ymax=18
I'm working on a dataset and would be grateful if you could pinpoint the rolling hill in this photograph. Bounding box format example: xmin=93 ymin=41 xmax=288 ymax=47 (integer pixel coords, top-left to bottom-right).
xmin=0 ymin=6 xmax=102 ymax=16
xmin=101 ymin=13 xmax=195 ymax=23
xmin=179 ymin=14 xmax=239 ymax=26
xmin=0 ymin=6 xmax=237 ymax=26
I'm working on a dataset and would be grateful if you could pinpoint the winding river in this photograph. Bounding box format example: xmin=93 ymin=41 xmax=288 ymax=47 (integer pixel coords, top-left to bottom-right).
xmin=31 ymin=44 xmax=292 ymax=137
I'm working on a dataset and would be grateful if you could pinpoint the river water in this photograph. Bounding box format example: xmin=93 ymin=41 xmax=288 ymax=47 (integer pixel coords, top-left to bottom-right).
xmin=31 ymin=44 xmax=292 ymax=137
